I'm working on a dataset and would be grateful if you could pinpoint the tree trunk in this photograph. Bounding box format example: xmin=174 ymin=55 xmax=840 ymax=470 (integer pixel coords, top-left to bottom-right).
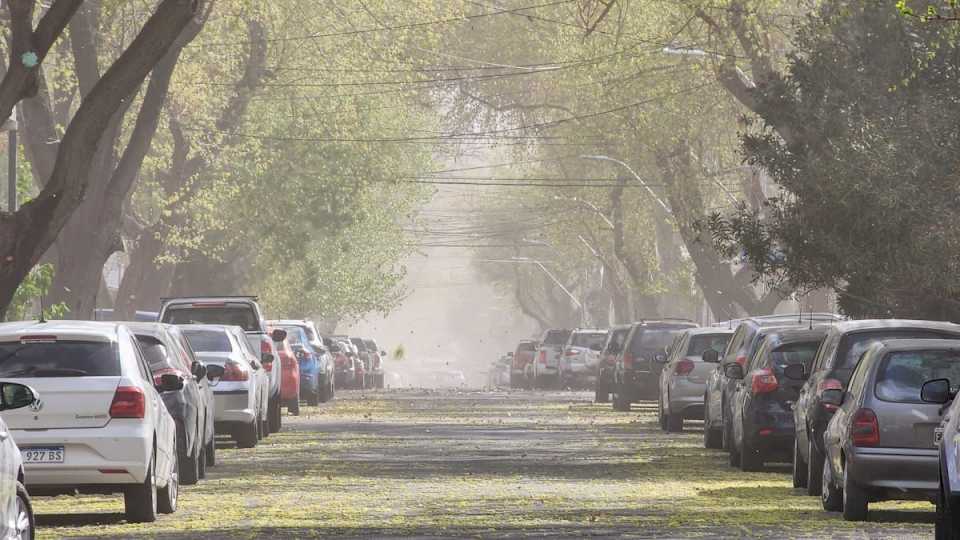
xmin=115 ymin=222 xmax=175 ymax=318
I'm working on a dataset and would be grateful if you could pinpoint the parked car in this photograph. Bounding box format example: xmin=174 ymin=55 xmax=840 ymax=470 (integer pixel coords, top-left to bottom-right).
xmin=0 ymin=381 xmax=41 ymax=539
xmin=657 ymin=327 xmax=734 ymax=434
xmin=270 ymin=321 xmax=331 ymax=405
xmin=94 ymin=309 xmax=159 ymax=322
xmin=704 ymin=313 xmax=842 ymax=452
xmin=532 ymin=329 xmax=571 ymax=389
xmin=488 ymin=354 xmax=512 ymax=387
xmin=182 ymin=325 xmax=270 ymax=449
xmin=726 ymin=327 xmax=828 ymax=470
xmin=595 ymin=325 xmax=630 ymax=403
xmin=270 ymin=331 xmax=301 ymax=416
xmin=612 ymin=320 xmax=698 ymax=411
xmin=0 ymin=321 xmax=180 ymax=523
xmin=558 ymin=329 xmax=607 ymax=390
xmin=510 ymin=340 xmax=538 ymax=389
xmin=160 ymin=296 xmax=286 ymax=435
xmin=350 ymin=337 xmax=371 ymax=388
xmin=363 ymin=339 xmax=385 ymax=389
xmin=932 ymin=364 xmax=960 ymax=538
xmin=793 ymin=319 xmax=960 ymax=497
xmin=328 ymin=338 xmax=359 ymax=389
xmin=820 ymin=339 xmax=960 ymax=521
xmin=129 ymin=322 xmax=216 ymax=485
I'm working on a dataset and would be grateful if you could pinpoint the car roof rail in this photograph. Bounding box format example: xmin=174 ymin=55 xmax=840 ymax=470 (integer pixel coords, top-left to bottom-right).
xmin=160 ymin=295 xmax=259 ymax=304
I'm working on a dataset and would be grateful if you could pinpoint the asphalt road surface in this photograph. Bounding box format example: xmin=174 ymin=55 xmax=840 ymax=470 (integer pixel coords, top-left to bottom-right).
xmin=35 ymin=389 xmax=932 ymax=539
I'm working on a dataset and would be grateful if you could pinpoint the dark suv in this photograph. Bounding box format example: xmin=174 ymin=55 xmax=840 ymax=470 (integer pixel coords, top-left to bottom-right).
xmin=791 ymin=319 xmax=960 ymax=497
xmin=612 ymin=320 xmax=697 ymax=411
xmin=727 ymin=327 xmax=828 ymax=471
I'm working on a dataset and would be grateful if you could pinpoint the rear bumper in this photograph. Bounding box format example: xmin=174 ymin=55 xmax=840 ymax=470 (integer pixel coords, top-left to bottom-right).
xmin=214 ymin=390 xmax=255 ymax=424
xmin=15 ymin=423 xmax=152 ymax=487
xmin=849 ymin=447 xmax=939 ymax=495
xmin=667 ymin=380 xmax=707 ymax=413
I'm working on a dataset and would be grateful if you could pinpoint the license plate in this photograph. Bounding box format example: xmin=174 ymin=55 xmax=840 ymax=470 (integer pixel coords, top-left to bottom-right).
xmin=22 ymin=446 xmax=64 ymax=464
xmin=935 ymin=427 xmax=945 ymax=446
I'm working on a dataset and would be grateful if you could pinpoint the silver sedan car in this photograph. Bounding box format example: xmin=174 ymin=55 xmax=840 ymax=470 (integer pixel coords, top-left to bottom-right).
xmin=821 ymin=338 xmax=960 ymax=521
xmin=657 ymin=327 xmax=733 ymax=433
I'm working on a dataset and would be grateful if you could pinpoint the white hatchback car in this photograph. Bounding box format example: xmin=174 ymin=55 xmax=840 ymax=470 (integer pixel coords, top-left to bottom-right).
xmin=0 ymin=321 xmax=179 ymax=523
xmin=0 ymin=381 xmax=41 ymax=539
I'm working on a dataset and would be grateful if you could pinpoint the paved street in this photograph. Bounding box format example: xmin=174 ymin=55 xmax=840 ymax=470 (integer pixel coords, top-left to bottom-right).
xmin=35 ymin=390 xmax=933 ymax=539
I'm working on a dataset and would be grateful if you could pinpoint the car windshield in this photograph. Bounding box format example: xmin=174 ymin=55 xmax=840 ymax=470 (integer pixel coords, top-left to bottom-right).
xmin=876 ymin=350 xmax=960 ymax=403
xmin=0 ymin=341 xmax=118 ymax=377
xmin=544 ymin=330 xmax=571 ymax=345
xmin=838 ymin=330 xmax=960 ymax=370
xmin=183 ymin=329 xmax=233 ymax=353
xmin=572 ymin=332 xmax=606 ymax=349
xmin=769 ymin=341 xmax=821 ymax=376
xmin=631 ymin=328 xmax=686 ymax=356
xmin=688 ymin=334 xmax=732 ymax=357
xmin=163 ymin=306 xmax=259 ymax=332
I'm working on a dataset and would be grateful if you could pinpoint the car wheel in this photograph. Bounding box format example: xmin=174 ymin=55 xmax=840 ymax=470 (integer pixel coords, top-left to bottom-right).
xmin=124 ymin=454 xmax=157 ymax=523
xmin=842 ymin=464 xmax=868 ymax=521
xmin=721 ymin=416 xmax=732 ymax=451
xmin=595 ymin=378 xmax=609 ymax=403
xmin=612 ymin=385 xmax=630 ymax=412
xmin=307 ymin=384 xmax=320 ymax=406
xmin=821 ymin=457 xmax=842 ymax=512
xmin=792 ymin=437 xmax=808 ymax=489
xmin=158 ymin=444 xmax=179 ymax=515
xmin=235 ymin=419 xmax=258 ymax=449
xmin=807 ymin=436 xmax=824 ymax=496
xmin=198 ymin=443 xmax=207 ymax=480
xmin=269 ymin=396 xmax=282 ymax=434
xmin=936 ymin=479 xmax=960 ymax=540
xmin=657 ymin=398 xmax=667 ymax=430
xmin=177 ymin=422 xmax=200 ymax=486
xmin=740 ymin=436 xmax=762 ymax=472
xmin=14 ymin=481 xmax=34 ymax=540
xmin=289 ymin=398 xmax=301 ymax=416
xmin=703 ymin=401 xmax=722 ymax=449
xmin=728 ymin=438 xmax=741 ymax=467
xmin=205 ymin=437 xmax=216 ymax=467
xmin=666 ymin=411 xmax=684 ymax=433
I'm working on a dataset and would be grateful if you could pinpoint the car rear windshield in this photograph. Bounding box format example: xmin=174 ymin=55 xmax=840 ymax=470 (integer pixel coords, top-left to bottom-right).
xmin=182 ymin=329 xmax=232 ymax=353
xmin=135 ymin=335 xmax=176 ymax=371
xmin=688 ymin=334 xmax=732 ymax=358
xmin=876 ymin=350 xmax=960 ymax=403
xmin=543 ymin=330 xmax=571 ymax=345
xmin=162 ymin=305 xmax=259 ymax=332
xmin=517 ymin=342 xmax=537 ymax=352
xmin=0 ymin=341 xmax=119 ymax=377
xmin=631 ymin=328 xmax=687 ymax=356
xmin=769 ymin=341 xmax=821 ymax=375
xmin=572 ymin=332 xmax=607 ymax=349
xmin=838 ymin=330 xmax=960 ymax=370
xmin=280 ymin=326 xmax=306 ymax=345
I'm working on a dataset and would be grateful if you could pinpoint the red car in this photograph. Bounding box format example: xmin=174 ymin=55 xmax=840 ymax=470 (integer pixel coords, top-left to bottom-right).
xmin=271 ymin=329 xmax=301 ymax=415
xmin=510 ymin=340 xmax=539 ymax=389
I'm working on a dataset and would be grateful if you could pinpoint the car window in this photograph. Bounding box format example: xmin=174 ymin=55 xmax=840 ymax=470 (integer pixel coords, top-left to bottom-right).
xmin=811 ymin=332 xmax=838 ymax=372
xmin=0 ymin=340 xmax=119 ymax=377
xmin=163 ymin=305 xmax=259 ymax=331
xmin=572 ymin=332 xmax=607 ymax=349
xmin=135 ymin=335 xmax=174 ymax=372
xmin=688 ymin=334 xmax=733 ymax=358
xmin=747 ymin=338 xmax=771 ymax=372
xmin=876 ymin=350 xmax=960 ymax=403
xmin=723 ymin=326 xmax=747 ymax=363
xmin=668 ymin=333 xmax=688 ymax=362
xmin=543 ymin=330 xmax=571 ymax=345
xmin=630 ymin=328 xmax=686 ymax=357
xmin=517 ymin=342 xmax=537 ymax=352
xmin=847 ymin=350 xmax=873 ymax=396
xmin=836 ymin=330 xmax=960 ymax=370
xmin=183 ymin=329 xmax=232 ymax=353
xmin=769 ymin=341 xmax=821 ymax=377
xmin=121 ymin=330 xmax=152 ymax=382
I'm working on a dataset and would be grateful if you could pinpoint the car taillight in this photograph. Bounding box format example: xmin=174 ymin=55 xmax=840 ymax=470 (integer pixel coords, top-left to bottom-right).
xmin=735 ymin=355 xmax=747 ymax=367
xmin=222 ymin=361 xmax=249 ymax=381
xmin=109 ymin=386 xmax=145 ymax=419
xmin=539 ymin=350 xmax=547 ymax=364
xmin=152 ymin=367 xmax=181 ymax=387
xmin=565 ymin=349 xmax=577 ymax=356
xmin=750 ymin=368 xmax=778 ymax=394
xmin=851 ymin=408 xmax=879 ymax=447
xmin=818 ymin=378 xmax=844 ymax=411
xmin=674 ymin=359 xmax=695 ymax=376
xmin=622 ymin=353 xmax=633 ymax=369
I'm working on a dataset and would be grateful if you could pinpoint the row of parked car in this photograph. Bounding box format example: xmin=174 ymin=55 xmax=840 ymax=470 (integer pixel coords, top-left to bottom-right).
xmin=498 ymin=314 xmax=960 ymax=536
xmin=0 ymin=295 xmax=387 ymax=539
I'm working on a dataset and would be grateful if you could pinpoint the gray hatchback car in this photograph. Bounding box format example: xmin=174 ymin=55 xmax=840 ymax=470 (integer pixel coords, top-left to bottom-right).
xmin=821 ymin=339 xmax=960 ymax=521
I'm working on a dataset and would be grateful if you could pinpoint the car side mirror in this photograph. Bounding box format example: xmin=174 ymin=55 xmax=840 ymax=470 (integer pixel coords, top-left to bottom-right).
xmin=783 ymin=363 xmax=808 ymax=381
xmin=191 ymin=361 xmax=207 ymax=381
xmin=205 ymin=364 xmax=225 ymax=381
xmin=701 ymin=349 xmax=720 ymax=363
xmin=654 ymin=353 xmax=668 ymax=363
xmin=922 ymin=378 xmax=954 ymax=404
xmin=821 ymin=388 xmax=844 ymax=407
xmin=157 ymin=373 xmax=184 ymax=392
xmin=271 ymin=328 xmax=287 ymax=342
xmin=724 ymin=363 xmax=744 ymax=380
xmin=0 ymin=382 xmax=38 ymax=411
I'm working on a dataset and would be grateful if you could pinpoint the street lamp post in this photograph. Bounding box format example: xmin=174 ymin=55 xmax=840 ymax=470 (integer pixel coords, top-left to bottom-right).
xmin=2 ymin=107 xmax=17 ymax=212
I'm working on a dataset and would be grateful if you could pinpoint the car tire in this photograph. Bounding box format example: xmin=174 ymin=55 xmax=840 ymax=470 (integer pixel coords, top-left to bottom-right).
xmin=721 ymin=416 xmax=732 ymax=451
xmin=235 ymin=419 xmax=258 ymax=449
xmin=158 ymin=445 xmax=179 ymax=515
xmin=288 ymin=398 xmax=301 ymax=416
xmin=269 ymin=396 xmax=282 ymax=434
xmin=666 ymin=412 xmax=683 ymax=433
xmin=124 ymin=454 xmax=157 ymax=523
xmin=740 ymin=436 xmax=762 ymax=472
xmin=307 ymin=384 xmax=320 ymax=406
xmin=177 ymin=422 xmax=200 ymax=486
xmin=792 ymin=438 xmax=808 ymax=489
xmin=807 ymin=436 xmax=824 ymax=496
xmin=205 ymin=436 xmax=216 ymax=467
xmin=703 ymin=401 xmax=722 ymax=449
xmin=936 ymin=481 xmax=960 ymax=540
xmin=15 ymin=481 xmax=34 ymax=540
xmin=256 ymin=411 xmax=264 ymax=440
xmin=612 ymin=384 xmax=630 ymax=412
xmin=198 ymin=444 xmax=207 ymax=480
xmin=728 ymin=438 xmax=741 ymax=467
xmin=821 ymin=457 xmax=842 ymax=512
xmin=595 ymin=378 xmax=609 ymax=403
xmin=657 ymin=399 xmax=668 ymax=431
xmin=842 ymin=465 xmax=868 ymax=521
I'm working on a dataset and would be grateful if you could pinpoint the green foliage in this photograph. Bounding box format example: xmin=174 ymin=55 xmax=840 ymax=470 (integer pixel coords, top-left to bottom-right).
xmin=7 ymin=264 xmax=69 ymax=321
